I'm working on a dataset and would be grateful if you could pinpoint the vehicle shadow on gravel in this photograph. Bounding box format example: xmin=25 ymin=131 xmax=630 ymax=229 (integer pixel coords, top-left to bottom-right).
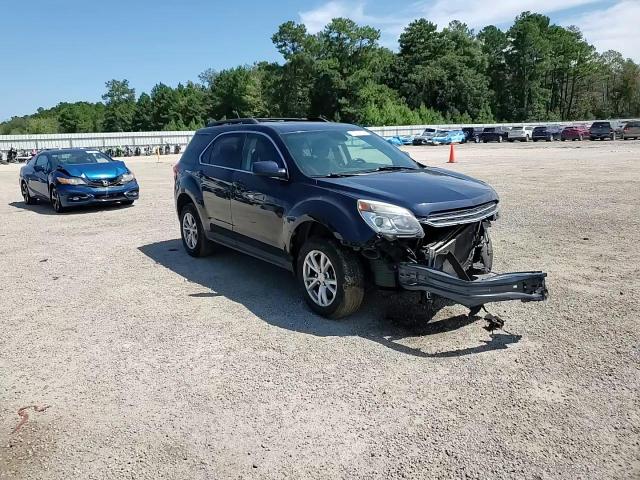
xmin=139 ymin=239 xmax=520 ymax=358
xmin=8 ymin=201 xmax=133 ymax=216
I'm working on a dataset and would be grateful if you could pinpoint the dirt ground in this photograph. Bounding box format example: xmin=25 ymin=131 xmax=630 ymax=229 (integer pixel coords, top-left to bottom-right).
xmin=0 ymin=140 xmax=639 ymax=479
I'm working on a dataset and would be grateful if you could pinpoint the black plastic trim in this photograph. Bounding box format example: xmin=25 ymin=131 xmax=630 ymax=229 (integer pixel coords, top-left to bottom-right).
xmin=398 ymin=263 xmax=548 ymax=308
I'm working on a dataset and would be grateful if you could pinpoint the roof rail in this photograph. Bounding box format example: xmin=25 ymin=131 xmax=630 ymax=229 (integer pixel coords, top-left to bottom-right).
xmin=207 ymin=117 xmax=330 ymax=127
xmin=207 ymin=118 xmax=260 ymax=127
xmin=255 ymin=117 xmax=330 ymax=123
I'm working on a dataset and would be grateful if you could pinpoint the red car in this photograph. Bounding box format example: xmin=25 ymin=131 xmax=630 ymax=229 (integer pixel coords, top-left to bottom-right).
xmin=561 ymin=125 xmax=589 ymax=141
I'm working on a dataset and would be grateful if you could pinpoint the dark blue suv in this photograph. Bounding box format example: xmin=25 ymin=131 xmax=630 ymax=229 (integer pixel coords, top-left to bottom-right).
xmin=174 ymin=118 xmax=547 ymax=319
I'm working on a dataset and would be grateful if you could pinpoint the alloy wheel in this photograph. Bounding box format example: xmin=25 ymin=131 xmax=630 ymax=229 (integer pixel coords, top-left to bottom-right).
xmin=303 ymin=250 xmax=337 ymax=307
xmin=21 ymin=183 xmax=29 ymax=203
xmin=182 ymin=212 xmax=198 ymax=250
xmin=51 ymin=188 xmax=61 ymax=211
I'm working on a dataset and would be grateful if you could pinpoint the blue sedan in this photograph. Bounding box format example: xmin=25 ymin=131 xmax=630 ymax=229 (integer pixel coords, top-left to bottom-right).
xmin=19 ymin=149 xmax=139 ymax=213
xmin=432 ymin=130 xmax=466 ymax=145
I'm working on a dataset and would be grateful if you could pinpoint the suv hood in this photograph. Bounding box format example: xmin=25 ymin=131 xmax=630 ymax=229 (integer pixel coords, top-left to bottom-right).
xmin=316 ymin=168 xmax=498 ymax=216
xmin=59 ymin=161 xmax=129 ymax=180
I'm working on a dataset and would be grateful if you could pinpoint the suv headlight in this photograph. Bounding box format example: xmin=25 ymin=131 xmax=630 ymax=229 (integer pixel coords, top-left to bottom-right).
xmin=357 ymin=200 xmax=424 ymax=239
xmin=57 ymin=176 xmax=86 ymax=185
xmin=120 ymin=172 xmax=135 ymax=183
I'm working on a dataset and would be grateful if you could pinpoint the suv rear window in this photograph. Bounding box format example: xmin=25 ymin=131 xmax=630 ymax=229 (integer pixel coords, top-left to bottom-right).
xmin=591 ymin=122 xmax=610 ymax=128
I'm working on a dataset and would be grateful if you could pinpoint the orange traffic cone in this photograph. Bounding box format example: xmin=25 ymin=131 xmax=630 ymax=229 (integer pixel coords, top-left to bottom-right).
xmin=448 ymin=144 xmax=456 ymax=163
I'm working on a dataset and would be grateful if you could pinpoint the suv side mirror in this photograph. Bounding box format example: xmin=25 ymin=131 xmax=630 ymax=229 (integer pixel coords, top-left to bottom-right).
xmin=252 ymin=161 xmax=287 ymax=179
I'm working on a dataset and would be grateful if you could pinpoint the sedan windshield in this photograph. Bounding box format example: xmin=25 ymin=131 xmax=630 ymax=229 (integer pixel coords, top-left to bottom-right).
xmin=51 ymin=150 xmax=113 ymax=165
xmin=280 ymin=128 xmax=419 ymax=177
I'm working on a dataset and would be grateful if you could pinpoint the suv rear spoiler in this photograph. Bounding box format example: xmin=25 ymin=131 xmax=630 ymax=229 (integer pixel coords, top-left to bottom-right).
xmin=398 ymin=263 xmax=547 ymax=308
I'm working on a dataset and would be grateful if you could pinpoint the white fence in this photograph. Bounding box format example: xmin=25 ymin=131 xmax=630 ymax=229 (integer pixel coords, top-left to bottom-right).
xmin=0 ymin=119 xmax=635 ymax=151
xmin=0 ymin=131 xmax=194 ymax=151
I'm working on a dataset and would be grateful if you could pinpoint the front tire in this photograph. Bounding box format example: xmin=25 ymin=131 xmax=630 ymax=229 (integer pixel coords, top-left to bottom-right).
xmin=297 ymin=238 xmax=364 ymax=319
xmin=50 ymin=186 xmax=65 ymax=213
xmin=180 ymin=203 xmax=213 ymax=257
xmin=21 ymin=181 xmax=35 ymax=205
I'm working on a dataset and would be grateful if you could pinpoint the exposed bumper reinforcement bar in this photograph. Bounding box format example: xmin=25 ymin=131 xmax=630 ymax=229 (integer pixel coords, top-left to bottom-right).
xmin=398 ymin=263 xmax=548 ymax=308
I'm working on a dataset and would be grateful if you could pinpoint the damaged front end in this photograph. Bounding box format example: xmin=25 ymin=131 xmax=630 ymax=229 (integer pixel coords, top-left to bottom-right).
xmin=363 ymin=201 xmax=548 ymax=315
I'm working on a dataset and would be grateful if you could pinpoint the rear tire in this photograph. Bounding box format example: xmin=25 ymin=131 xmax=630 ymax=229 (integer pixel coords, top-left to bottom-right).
xmin=180 ymin=203 xmax=213 ymax=257
xmin=296 ymin=238 xmax=364 ymax=319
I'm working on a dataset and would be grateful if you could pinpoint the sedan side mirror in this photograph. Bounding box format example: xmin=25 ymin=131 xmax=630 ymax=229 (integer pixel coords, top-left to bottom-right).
xmin=252 ymin=161 xmax=287 ymax=179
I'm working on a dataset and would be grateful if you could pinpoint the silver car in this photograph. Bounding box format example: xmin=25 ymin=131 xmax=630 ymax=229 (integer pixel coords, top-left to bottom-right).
xmin=412 ymin=128 xmax=446 ymax=145
xmin=508 ymin=126 xmax=534 ymax=142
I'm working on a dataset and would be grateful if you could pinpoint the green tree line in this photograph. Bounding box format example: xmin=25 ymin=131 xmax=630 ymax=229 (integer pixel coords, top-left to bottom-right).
xmin=2 ymin=11 xmax=639 ymax=135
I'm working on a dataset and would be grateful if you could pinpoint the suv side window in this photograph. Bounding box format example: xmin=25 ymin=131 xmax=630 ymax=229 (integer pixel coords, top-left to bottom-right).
xmin=203 ymin=133 xmax=245 ymax=169
xmin=35 ymin=154 xmax=48 ymax=169
xmin=241 ymin=134 xmax=284 ymax=171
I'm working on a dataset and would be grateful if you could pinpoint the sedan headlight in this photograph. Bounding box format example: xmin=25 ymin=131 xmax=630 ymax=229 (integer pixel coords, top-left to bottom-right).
xmin=57 ymin=176 xmax=86 ymax=185
xmin=357 ymin=199 xmax=424 ymax=238
xmin=120 ymin=172 xmax=135 ymax=183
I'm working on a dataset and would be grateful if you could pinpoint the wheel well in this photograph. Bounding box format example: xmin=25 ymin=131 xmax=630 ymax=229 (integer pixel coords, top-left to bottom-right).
xmin=290 ymin=221 xmax=335 ymax=264
xmin=176 ymin=193 xmax=193 ymax=215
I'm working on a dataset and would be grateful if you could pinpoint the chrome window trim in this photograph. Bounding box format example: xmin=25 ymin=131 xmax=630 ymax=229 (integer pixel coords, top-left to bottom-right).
xmin=198 ymin=130 xmax=289 ymax=179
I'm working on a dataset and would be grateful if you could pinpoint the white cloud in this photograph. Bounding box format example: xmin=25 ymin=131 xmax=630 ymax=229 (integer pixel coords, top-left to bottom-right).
xmin=567 ymin=0 xmax=640 ymax=62
xmin=412 ymin=0 xmax=600 ymax=30
xmin=299 ymin=1 xmax=368 ymax=33
xmin=298 ymin=0 xmax=640 ymax=60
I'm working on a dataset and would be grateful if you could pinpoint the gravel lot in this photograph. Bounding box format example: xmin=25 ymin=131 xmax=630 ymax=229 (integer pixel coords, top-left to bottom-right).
xmin=1 ymin=141 xmax=639 ymax=479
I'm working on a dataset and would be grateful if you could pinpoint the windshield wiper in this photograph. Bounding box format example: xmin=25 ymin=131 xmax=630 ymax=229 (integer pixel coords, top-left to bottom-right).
xmin=361 ymin=166 xmax=418 ymax=173
xmin=318 ymin=172 xmax=358 ymax=178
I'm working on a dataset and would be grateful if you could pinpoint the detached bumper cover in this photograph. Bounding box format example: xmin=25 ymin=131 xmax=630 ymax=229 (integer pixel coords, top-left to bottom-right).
xmin=398 ymin=263 xmax=548 ymax=308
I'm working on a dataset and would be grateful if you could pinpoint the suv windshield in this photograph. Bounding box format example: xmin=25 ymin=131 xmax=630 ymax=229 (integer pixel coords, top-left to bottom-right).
xmin=51 ymin=151 xmax=113 ymax=165
xmin=280 ymin=128 xmax=419 ymax=177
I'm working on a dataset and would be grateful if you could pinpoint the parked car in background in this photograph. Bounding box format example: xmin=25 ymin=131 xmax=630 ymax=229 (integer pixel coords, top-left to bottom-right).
xmin=532 ymin=126 xmax=562 ymax=142
xmin=19 ymin=149 xmax=139 ymax=213
xmin=388 ymin=135 xmax=414 ymax=145
xmin=461 ymin=127 xmax=481 ymax=143
xmin=508 ymin=126 xmax=533 ymax=142
xmin=413 ymin=128 xmax=446 ymax=145
xmin=479 ymin=126 xmax=510 ymax=143
xmin=174 ymin=118 xmax=547 ymax=320
xmin=589 ymin=121 xmax=619 ymax=140
xmin=621 ymin=121 xmax=640 ymax=140
xmin=561 ymin=125 xmax=589 ymax=141
xmin=432 ymin=130 xmax=466 ymax=145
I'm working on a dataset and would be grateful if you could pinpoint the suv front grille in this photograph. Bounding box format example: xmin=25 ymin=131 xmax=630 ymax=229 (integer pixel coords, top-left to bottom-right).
xmin=420 ymin=201 xmax=498 ymax=227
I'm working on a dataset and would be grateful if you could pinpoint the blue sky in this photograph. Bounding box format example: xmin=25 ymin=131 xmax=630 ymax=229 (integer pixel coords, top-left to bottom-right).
xmin=1 ymin=0 xmax=638 ymax=121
